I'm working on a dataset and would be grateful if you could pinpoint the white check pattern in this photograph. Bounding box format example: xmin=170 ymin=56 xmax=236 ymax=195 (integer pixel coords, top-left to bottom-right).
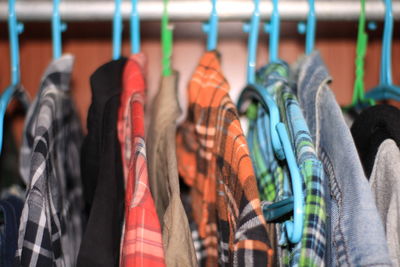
xmin=16 ymin=55 xmax=84 ymax=267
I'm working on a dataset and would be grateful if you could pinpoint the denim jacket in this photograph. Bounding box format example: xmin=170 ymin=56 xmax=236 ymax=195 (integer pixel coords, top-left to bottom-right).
xmin=295 ymin=52 xmax=391 ymax=267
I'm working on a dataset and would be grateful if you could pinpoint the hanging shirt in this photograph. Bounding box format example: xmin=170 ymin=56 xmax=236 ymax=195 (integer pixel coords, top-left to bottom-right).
xmin=118 ymin=56 xmax=166 ymax=267
xmin=146 ymin=71 xmax=198 ymax=267
xmin=176 ymin=51 xmax=273 ymax=267
xmin=369 ymin=139 xmax=400 ymax=267
xmin=16 ymin=55 xmax=85 ymax=267
xmin=350 ymin=104 xmax=400 ymax=178
xmin=78 ymin=58 xmax=127 ymax=267
xmin=247 ymin=62 xmax=327 ymax=267
xmin=350 ymin=104 xmax=400 ymax=266
xmin=296 ymin=51 xmax=391 ymax=267
xmin=0 ymin=195 xmax=23 ymax=267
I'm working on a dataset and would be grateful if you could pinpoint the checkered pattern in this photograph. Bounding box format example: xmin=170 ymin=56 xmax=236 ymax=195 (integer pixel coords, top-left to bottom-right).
xmin=247 ymin=62 xmax=327 ymax=267
xmin=16 ymin=55 xmax=84 ymax=267
xmin=117 ymin=56 xmax=166 ymax=267
xmin=176 ymin=51 xmax=273 ymax=267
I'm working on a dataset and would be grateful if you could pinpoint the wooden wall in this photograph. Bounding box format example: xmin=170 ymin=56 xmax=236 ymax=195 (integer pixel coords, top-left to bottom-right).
xmin=1 ymin=21 xmax=400 ymax=144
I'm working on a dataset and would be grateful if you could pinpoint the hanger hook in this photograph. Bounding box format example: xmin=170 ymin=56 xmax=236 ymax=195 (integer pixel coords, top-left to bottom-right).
xmin=265 ymin=0 xmax=280 ymax=63
xmin=8 ymin=0 xmax=23 ymax=86
xmin=113 ymin=0 xmax=123 ymax=60
xmin=52 ymin=0 xmax=66 ymax=59
xmin=305 ymin=0 xmax=316 ymax=54
xmin=131 ymin=0 xmax=140 ymax=54
xmin=203 ymin=0 xmax=218 ymax=51
xmin=380 ymin=0 xmax=393 ymax=86
xmin=162 ymin=0 xmax=173 ymax=76
xmin=244 ymin=0 xmax=260 ymax=84
xmin=298 ymin=0 xmax=316 ymax=54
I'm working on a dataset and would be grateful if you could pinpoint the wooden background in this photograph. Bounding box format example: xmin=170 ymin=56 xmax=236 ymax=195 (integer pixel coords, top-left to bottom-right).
xmin=1 ymin=21 xmax=400 ymax=144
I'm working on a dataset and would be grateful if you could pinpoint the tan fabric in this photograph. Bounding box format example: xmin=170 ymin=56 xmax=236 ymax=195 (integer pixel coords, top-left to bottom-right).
xmin=370 ymin=139 xmax=400 ymax=267
xmin=147 ymin=72 xmax=198 ymax=267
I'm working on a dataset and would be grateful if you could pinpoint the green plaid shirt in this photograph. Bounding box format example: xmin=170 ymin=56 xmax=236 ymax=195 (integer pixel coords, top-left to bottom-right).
xmin=245 ymin=62 xmax=327 ymax=267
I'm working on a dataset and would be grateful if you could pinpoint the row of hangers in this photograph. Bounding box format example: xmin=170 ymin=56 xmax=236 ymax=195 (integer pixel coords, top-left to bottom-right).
xmin=0 ymin=0 xmax=399 ymax=245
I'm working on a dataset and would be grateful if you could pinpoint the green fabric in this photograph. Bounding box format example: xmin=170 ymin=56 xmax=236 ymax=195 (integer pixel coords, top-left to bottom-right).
xmin=245 ymin=61 xmax=327 ymax=267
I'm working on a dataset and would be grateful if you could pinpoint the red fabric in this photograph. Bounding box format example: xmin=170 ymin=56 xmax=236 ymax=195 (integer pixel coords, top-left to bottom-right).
xmin=118 ymin=55 xmax=166 ymax=267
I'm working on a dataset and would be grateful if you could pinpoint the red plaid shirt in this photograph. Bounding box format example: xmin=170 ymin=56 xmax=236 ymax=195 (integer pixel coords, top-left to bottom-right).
xmin=118 ymin=55 xmax=166 ymax=267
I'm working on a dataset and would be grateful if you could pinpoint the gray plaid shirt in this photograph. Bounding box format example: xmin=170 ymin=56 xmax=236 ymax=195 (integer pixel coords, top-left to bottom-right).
xmin=16 ymin=55 xmax=84 ymax=267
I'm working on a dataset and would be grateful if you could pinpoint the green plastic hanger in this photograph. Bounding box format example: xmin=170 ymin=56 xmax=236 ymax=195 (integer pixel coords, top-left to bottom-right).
xmin=161 ymin=0 xmax=173 ymax=76
xmin=344 ymin=0 xmax=374 ymax=111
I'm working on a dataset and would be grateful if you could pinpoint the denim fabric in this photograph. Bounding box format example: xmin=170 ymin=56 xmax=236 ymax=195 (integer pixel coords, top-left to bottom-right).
xmin=0 ymin=195 xmax=23 ymax=267
xmin=296 ymin=52 xmax=391 ymax=267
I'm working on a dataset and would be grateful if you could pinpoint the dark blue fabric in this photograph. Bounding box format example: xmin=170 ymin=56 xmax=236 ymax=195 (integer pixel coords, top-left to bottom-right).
xmin=0 ymin=195 xmax=23 ymax=267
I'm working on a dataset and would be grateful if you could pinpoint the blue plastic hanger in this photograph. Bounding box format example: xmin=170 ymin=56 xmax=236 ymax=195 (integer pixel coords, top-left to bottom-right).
xmin=52 ymin=0 xmax=66 ymax=59
xmin=365 ymin=0 xmax=400 ymax=101
xmin=0 ymin=0 xmax=25 ymax=154
xmin=238 ymin=0 xmax=303 ymax=244
xmin=113 ymin=0 xmax=123 ymax=59
xmin=203 ymin=0 xmax=218 ymax=51
xmin=298 ymin=0 xmax=316 ymax=54
xmin=265 ymin=0 xmax=280 ymax=63
xmin=130 ymin=0 xmax=140 ymax=54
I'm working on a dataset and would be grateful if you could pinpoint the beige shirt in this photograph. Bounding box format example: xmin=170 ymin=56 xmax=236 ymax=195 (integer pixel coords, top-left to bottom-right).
xmin=147 ymin=72 xmax=198 ymax=267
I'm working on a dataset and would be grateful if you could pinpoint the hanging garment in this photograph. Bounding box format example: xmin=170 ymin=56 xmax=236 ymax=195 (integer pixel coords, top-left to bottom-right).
xmin=0 ymin=195 xmax=23 ymax=267
xmin=0 ymin=118 xmax=23 ymax=190
xmin=176 ymin=51 xmax=273 ymax=267
xmin=181 ymin=190 xmax=208 ymax=266
xmin=147 ymin=71 xmax=198 ymax=267
xmin=247 ymin=62 xmax=326 ymax=267
xmin=16 ymin=55 xmax=85 ymax=267
xmin=78 ymin=58 xmax=127 ymax=267
xmin=369 ymin=139 xmax=400 ymax=267
xmin=244 ymin=102 xmax=281 ymax=267
xmin=350 ymin=104 xmax=400 ymax=178
xmin=295 ymin=51 xmax=391 ymax=267
xmin=117 ymin=55 xmax=166 ymax=267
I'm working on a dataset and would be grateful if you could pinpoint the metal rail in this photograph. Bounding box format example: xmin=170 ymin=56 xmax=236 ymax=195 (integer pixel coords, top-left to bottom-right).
xmin=0 ymin=0 xmax=399 ymax=22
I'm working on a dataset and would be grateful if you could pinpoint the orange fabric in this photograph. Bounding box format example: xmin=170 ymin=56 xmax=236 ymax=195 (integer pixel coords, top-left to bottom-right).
xmin=177 ymin=51 xmax=273 ymax=267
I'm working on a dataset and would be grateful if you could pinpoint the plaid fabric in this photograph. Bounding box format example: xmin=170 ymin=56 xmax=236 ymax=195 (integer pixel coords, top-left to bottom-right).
xmin=180 ymin=183 xmax=208 ymax=266
xmin=16 ymin=54 xmax=84 ymax=267
xmin=248 ymin=62 xmax=326 ymax=267
xmin=118 ymin=56 xmax=166 ymax=267
xmin=176 ymin=51 xmax=273 ymax=267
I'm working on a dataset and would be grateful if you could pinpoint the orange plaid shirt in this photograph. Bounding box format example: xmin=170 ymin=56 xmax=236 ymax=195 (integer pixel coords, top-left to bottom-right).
xmin=118 ymin=55 xmax=166 ymax=267
xmin=177 ymin=51 xmax=273 ymax=267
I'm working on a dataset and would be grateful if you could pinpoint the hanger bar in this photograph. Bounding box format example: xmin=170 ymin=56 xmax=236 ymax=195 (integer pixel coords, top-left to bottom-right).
xmin=0 ymin=0 xmax=399 ymax=22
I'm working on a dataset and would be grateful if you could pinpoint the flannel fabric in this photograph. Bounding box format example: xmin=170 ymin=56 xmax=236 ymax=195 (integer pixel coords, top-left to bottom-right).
xmin=176 ymin=51 xmax=273 ymax=267
xmin=147 ymin=72 xmax=198 ymax=267
xmin=118 ymin=56 xmax=166 ymax=267
xmin=248 ymin=62 xmax=326 ymax=267
xmin=17 ymin=55 xmax=84 ymax=267
xmin=180 ymin=184 xmax=208 ymax=266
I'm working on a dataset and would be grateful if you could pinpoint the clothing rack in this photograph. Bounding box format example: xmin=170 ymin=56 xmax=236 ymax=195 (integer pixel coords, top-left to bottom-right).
xmin=0 ymin=0 xmax=399 ymax=22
